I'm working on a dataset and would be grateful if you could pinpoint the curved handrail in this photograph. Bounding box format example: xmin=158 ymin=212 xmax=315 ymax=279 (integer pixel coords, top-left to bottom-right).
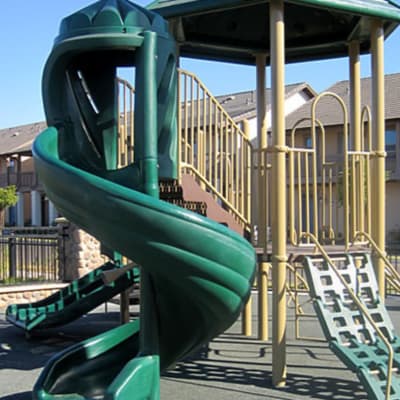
xmin=353 ymin=231 xmax=400 ymax=293
xmin=177 ymin=68 xmax=253 ymax=230
xmin=312 ymin=92 xmax=349 ymax=245
xmin=302 ymin=232 xmax=394 ymax=400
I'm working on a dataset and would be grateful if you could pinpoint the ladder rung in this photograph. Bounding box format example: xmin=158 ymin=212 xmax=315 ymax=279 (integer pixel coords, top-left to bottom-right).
xmin=369 ymin=367 xmax=399 ymax=376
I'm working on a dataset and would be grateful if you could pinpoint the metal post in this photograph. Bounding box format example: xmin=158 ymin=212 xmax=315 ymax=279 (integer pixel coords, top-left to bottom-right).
xmin=256 ymin=53 xmax=269 ymax=341
xmin=8 ymin=235 xmax=17 ymax=279
xmin=370 ymin=20 xmax=386 ymax=298
xmin=137 ymin=30 xmax=160 ymax=357
xmin=270 ymin=0 xmax=287 ymax=387
xmin=120 ymin=289 xmax=131 ymax=324
xmin=349 ymin=41 xmax=362 ymax=237
xmin=242 ymin=119 xmax=253 ymax=337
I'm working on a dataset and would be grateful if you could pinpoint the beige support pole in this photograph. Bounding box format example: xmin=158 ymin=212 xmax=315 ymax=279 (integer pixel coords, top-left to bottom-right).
xmin=349 ymin=41 xmax=362 ymax=236
xmin=256 ymin=53 xmax=269 ymax=341
xmin=370 ymin=20 xmax=386 ymax=298
xmin=242 ymin=290 xmax=253 ymax=337
xmin=270 ymin=0 xmax=287 ymax=387
xmin=242 ymin=118 xmax=253 ymax=337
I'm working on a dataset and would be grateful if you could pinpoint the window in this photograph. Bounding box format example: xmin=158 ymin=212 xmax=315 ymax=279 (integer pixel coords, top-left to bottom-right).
xmin=385 ymin=129 xmax=397 ymax=158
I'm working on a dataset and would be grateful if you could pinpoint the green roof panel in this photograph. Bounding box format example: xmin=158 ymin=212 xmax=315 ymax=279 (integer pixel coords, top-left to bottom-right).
xmin=148 ymin=0 xmax=400 ymax=21
xmin=148 ymin=0 xmax=400 ymax=64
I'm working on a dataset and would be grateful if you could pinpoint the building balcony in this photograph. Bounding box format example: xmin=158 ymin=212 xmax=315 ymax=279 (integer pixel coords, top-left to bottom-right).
xmin=0 ymin=172 xmax=42 ymax=192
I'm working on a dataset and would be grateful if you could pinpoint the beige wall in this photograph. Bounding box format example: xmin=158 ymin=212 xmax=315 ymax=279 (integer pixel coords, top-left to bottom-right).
xmin=386 ymin=181 xmax=400 ymax=239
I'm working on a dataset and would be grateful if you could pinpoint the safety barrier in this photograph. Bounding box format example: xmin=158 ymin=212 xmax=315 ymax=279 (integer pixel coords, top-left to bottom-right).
xmin=117 ymin=72 xmax=253 ymax=231
xmin=286 ymin=93 xmax=373 ymax=248
xmin=177 ymin=69 xmax=252 ymax=230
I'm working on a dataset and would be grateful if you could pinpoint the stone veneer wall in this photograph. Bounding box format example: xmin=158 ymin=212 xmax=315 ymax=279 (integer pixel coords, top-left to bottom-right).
xmin=0 ymin=221 xmax=108 ymax=310
xmin=0 ymin=283 xmax=67 ymax=310
xmin=59 ymin=220 xmax=109 ymax=281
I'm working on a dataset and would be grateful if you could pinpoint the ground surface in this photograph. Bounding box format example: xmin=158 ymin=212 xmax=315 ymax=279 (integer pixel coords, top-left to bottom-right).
xmin=1 ymin=294 xmax=399 ymax=399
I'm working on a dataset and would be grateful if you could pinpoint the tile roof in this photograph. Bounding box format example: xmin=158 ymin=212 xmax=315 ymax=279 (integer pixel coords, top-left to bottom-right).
xmin=0 ymin=83 xmax=314 ymax=156
xmin=285 ymin=72 xmax=400 ymax=130
xmin=0 ymin=122 xmax=46 ymax=157
xmin=214 ymin=83 xmax=316 ymax=122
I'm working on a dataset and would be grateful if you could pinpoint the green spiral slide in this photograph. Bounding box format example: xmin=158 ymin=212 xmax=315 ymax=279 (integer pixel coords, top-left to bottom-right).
xmin=31 ymin=1 xmax=256 ymax=399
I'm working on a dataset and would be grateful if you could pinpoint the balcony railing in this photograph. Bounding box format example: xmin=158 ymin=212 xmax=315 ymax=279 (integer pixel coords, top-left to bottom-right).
xmin=0 ymin=172 xmax=42 ymax=191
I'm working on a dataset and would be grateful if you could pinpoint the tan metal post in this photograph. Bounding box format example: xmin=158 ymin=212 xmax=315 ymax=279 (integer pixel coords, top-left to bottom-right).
xmin=242 ymin=118 xmax=253 ymax=337
xmin=371 ymin=20 xmax=386 ymax=297
xmin=349 ymin=41 xmax=363 ymax=237
xmin=256 ymin=53 xmax=269 ymax=341
xmin=176 ymin=48 xmax=182 ymax=184
xmin=270 ymin=0 xmax=287 ymax=387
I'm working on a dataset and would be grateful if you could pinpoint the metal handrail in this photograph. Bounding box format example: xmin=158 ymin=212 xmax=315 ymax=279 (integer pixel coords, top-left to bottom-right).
xmin=116 ymin=71 xmax=252 ymax=230
xmin=117 ymin=77 xmax=135 ymax=168
xmin=353 ymin=231 xmax=400 ymax=294
xmin=177 ymin=69 xmax=253 ymax=229
xmin=303 ymin=232 xmax=394 ymax=400
xmin=181 ymin=163 xmax=249 ymax=227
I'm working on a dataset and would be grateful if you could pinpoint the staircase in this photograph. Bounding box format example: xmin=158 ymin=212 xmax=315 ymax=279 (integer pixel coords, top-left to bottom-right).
xmin=117 ymin=71 xmax=253 ymax=238
xmin=159 ymin=178 xmax=207 ymax=216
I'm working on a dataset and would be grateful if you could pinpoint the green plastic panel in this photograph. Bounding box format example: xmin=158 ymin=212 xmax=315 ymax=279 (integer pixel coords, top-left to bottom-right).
xmin=148 ymin=0 xmax=400 ymax=22
xmin=148 ymin=0 xmax=400 ymax=65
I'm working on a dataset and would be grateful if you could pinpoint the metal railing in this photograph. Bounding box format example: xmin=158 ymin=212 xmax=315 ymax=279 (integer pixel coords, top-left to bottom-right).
xmin=0 ymin=227 xmax=63 ymax=283
xmin=117 ymin=77 xmax=135 ymax=168
xmin=0 ymin=172 xmax=41 ymax=191
xmin=353 ymin=231 xmax=400 ymax=295
xmin=286 ymin=93 xmax=373 ymax=248
xmin=116 ymin=72 xmax=253 ymax=231
xmin=177 ymin=69 xmax=252 ymax=230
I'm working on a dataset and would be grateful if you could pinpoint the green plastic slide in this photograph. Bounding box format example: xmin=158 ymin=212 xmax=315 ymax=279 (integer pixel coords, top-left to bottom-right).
xmin=6 ymin=261 xmax=138 ymax=332
xmin=32 ymin=127 xmax=255 ymax=399
xmin=31 ymin=2 xmax=256 ymax=398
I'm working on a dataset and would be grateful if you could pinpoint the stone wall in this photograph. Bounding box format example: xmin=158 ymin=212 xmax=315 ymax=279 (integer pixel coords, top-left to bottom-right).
xmin=0 ymin=283 xmax=67 ymax=310
xmin=59 ymin=220 xmax=109 ymax=281
xmin=0 ymin=221 xmax=108 ymax=310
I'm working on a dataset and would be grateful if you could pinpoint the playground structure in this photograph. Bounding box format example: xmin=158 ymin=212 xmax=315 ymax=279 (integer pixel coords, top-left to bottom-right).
xmin=6 ymin=0 xmax=400 ymax=398
xmin=146 ymin=0 xmax=400 ymax=397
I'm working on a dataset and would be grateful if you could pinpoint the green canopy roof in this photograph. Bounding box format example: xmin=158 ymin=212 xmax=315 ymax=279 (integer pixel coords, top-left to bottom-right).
xmin=148 ymin=0 xmax=400 ymax=64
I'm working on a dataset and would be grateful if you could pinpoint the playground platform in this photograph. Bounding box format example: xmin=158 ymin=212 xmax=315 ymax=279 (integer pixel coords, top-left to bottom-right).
xmin=1 ymin=294 xmax=400 ymax=400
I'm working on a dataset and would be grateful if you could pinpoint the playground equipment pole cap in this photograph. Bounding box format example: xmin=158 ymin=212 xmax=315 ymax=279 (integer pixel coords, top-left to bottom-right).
xmin=54 ymin=0 xmax=170 ymax=44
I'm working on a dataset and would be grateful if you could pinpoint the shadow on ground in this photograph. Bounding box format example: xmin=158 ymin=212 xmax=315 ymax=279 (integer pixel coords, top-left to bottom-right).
xmin=162 ymin=337 xmax=366 ymax=400
xmin=0 ymin=391 xmax=31 ymax=400
xmin=0 ymin=311 xmax=121 ymax=371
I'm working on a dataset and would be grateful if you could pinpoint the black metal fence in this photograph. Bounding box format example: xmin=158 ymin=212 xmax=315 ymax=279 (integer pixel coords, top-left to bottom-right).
xmin=0 ymin=227 xmax=64 ymax=284
xmin=386 ymin=243 xmax=400 ymax=295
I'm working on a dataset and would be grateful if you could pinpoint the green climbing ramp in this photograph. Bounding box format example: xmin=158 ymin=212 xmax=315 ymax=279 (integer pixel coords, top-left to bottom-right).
xmin=303 ymin=253 xmax=400 ymax=399
xmin=6 ymin=261 xmax=138 ymax=332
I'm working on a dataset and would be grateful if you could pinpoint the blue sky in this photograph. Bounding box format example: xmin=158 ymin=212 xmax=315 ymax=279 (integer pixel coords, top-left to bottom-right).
xmin=0 ymin=1 xmax=399 ymax=129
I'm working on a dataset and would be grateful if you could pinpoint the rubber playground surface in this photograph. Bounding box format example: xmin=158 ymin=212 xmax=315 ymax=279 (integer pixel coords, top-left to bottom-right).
xmin=1 ymin=295 xmax=400 ymax=400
